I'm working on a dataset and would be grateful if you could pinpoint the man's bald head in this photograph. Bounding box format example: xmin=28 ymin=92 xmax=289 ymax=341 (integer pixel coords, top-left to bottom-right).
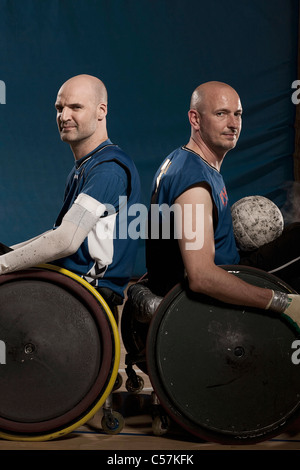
xmin=190 ymin=81 xmax=240 ymax=114
xmin=57 ymin=74 xmax=108 ymax=107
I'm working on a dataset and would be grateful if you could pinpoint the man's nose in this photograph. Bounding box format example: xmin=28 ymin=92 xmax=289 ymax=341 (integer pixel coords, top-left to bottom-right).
xmin=227 ymin=115 xmax=239 ymax=129
xmin=60 ymin=107 xmax=71 ymax=122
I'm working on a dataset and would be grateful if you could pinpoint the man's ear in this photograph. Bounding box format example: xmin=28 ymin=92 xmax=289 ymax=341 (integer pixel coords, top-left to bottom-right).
xmin=97 ymin=102 xmax=107 ymax=120
xmin=188 ymin=109 xmax=200 ymax=130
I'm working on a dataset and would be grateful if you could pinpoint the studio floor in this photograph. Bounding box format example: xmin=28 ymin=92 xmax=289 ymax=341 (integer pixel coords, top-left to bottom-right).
xmin=1 ymin=293 xmax=300 ymax=455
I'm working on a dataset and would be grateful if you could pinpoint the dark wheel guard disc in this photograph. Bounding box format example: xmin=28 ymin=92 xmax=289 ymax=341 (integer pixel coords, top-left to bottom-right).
xmin=0 ymin=267 xmax=117 ymax=438
xmin=146 ymin=265 xmax=300 ymax=444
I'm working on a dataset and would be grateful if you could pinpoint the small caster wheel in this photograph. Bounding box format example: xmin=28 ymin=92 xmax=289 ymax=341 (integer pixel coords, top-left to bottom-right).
xmin=152 ymin=415 xmax=170 ymax=436
xmin=113 ymin=372 xmax=123 ymax=391
xmin=126 ymin=375 xmax=144 ymax=393
xmin=101 ymin=411 xmax=125 ymax=435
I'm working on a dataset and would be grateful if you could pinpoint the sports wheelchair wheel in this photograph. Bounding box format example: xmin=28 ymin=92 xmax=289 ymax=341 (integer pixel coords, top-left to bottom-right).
xmin=0 ymin=264 xmax=120 ymax=441
xmin=127 ymin=265 xmax=300 ymax=444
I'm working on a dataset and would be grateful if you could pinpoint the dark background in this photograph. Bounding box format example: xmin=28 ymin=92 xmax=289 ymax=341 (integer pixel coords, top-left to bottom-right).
xmin=0 ymin=0 xmax=298 ymax=275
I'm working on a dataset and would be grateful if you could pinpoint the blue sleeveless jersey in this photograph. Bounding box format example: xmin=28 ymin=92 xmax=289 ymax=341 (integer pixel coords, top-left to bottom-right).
xmin=146 ymin=146 xmax=239 ymax=295
xmin=53 ymin=139 xmax=141 ymax=299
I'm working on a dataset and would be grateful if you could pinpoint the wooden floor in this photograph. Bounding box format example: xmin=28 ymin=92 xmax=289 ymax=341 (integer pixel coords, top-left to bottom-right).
xmin=1 ymin=298 xmax=300 ymax=454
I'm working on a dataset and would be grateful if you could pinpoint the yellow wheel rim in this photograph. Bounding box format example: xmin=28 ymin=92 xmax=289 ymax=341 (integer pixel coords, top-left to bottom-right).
xmin=0 ymin=264 xmax=121 ymax=442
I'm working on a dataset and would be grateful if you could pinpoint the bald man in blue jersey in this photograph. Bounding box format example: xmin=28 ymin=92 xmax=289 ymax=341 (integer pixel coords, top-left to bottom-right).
xmin=146 ymin=81 xmax=300 ymax=325
xmin=0 ymin=74 xmax=141 ymax=312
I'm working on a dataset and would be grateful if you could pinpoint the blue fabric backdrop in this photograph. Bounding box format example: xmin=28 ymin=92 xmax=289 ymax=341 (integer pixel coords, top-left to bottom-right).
xmin=0 ymin=0 xmax=298 ymax=275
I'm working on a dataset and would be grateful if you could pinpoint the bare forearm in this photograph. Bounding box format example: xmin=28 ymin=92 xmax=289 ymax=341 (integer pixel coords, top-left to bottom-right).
xmin=187 ymin=265 xmax=273 ymax=310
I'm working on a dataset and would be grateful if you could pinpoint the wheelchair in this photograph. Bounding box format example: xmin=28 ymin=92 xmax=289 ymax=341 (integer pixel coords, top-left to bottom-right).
xmin=121 ymin=265 xmax=300 ymax=444
xmin=0 ymin=264 xmax=123 ymax=441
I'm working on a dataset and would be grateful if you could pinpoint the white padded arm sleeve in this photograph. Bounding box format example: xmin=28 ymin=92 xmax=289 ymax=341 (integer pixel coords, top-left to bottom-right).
xmin=11 ymin=230 xmax=53 ymax=250
xmin=0 ymin=193 xmax=106 ymax=275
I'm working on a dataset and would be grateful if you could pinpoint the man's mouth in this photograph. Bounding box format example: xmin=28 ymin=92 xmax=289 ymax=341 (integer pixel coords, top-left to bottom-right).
xmin=61 ymin=125 xmax=76 ymax=132
xmin=223 ymin=132 xmax=237 ymax=138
